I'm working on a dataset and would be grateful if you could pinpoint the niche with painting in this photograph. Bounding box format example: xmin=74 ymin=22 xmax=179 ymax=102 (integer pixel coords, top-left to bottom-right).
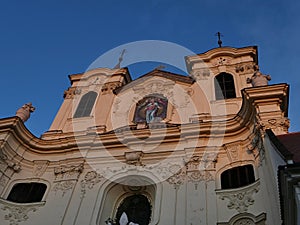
xmin=134 ymin=95 xmax=168 ymax=124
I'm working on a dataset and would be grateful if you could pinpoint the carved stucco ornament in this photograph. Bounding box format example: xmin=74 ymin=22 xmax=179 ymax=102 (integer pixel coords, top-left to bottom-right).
xmin=88 ymin=76 xmax=107 ymax=86
xmin=0 ymin=149 xmax=7 ymax=161
xmin=166 ymin=168 xmax=186 ymax=188
xmin=125 ymin=151 xmax=143 ymax=166
xmin=0 ymin=150 xmax=18 ymax=188
xmin=53 ymin=180 xmax=76 ymax=197
xmin=132 ymin=79 xmax=181 ymax=110
xmin=133 ymin=79 xmax=174 ymax=97
xmin=32 ymin=160 xmax=49 ymax=177
xmin=187 ymin=170 xmax=214 ymax=183
xmin=54 ymin=163 xmax=84 ymax=181
xmin=0 ymin=198 xmax=45 ymax=225
xmin=53 ymin=163 xmax=84 ymax=196
xmin=63 ymin=87 xmax=81 ymax=99
xmin=80 ymin=171 xmax=103 ymax=198
xmin=212 ymin=57 xmax=232 ymax=66
xmin=218 ymin=180 xmax=260 ymax=213
xmin=0 ymin=175 xmax=9 ymax=187
xmin=167 ymin=168 xmax=214 ymax=189
xmin=146 ymin=163 xmax=180 ymax=181
xmin=247 ymin=126 xmax=265 ymax=166
xmin=101 ymin=81 xmax=122 ymax=94
xmin=256 ymin=118 xmax=290 ymax=134
xmin=218 ymin=212 xmax=266 ymax=225
xmin=0 ymin=150 xmax=21 ymax=173
xmin=166 ymin=156 xmax=215 ymax=189
xmin=6 ymin=160 xmax=21 ymax=173
xmin=190 ymin=69 xmax=210 ymax=80
xmin=233 ymin=218 xmax=255 ymax=225
xmin=186 ymin=155 xmax=214 ymax=182
xmin=88 ymin=159 xmax=214 ymax=190
xmin=187 ymin=170 xmax=214 ymax=191
xmin=224 ymin=143 xmax=240 ymax=162
xmin=235 ymin=63 xmax=256 ymax=74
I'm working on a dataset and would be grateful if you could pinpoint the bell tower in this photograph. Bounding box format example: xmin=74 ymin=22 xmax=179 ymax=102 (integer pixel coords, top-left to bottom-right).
xmin=43 ymin=67 xmax=131 ymax=139
xmin=185 ymin=46 xmax=260 ymax=116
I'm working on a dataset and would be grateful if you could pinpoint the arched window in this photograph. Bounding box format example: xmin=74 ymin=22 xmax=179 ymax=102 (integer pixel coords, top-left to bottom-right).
xmin=221 ymin=165 xmax=255 ymax=189
xmin=115 ymin=194 xmax=151 ymax=225
xmin=7 ymin=182 xmax=47 ymax=203
xmin=74 ymin=91 xmax=97 ymax=118
xmin=215 ymin=73 xmax=236 ymax=100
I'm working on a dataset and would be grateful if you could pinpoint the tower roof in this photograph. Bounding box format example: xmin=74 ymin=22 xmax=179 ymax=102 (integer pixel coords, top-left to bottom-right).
xmin=277 ymin=132 xmax=300 ymax=163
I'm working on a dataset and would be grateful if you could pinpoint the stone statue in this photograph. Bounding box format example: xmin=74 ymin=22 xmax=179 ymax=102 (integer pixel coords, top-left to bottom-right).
xmin=105 ymin=212 xmax=140 ymax=225
xmin=118 ymin=212 xmax=139 ymax=225
xmin=119 ymin=212 xmax=128 ymax=225
xmin=15 ymin=103 xmax=35 ymax=122
xmin=247 ymin=65 xmax=271 ymax=87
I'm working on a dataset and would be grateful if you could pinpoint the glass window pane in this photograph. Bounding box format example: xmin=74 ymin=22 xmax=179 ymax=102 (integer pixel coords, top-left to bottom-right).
xmin=74 ymin=91 xmax=97 ymax=118
xmin=215 ymin=73 xmax=236 ymax=100
xmin=7 ymin=182 xmax=47 ymax=203
xmin=221 ymin=165 xmax=255 ymax=189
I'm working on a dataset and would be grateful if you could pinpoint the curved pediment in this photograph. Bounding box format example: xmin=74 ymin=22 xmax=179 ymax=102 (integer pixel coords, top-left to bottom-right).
xmin=186 ymin=46 xmax=258 ymax=70
xmin=114 ymin=69 xmax=194 ymax=94
xmin=68 ymin=67 xmax=131 ymax=87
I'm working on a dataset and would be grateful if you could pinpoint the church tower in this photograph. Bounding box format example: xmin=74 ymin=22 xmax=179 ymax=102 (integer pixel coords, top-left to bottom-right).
xmin=44 ymin=67 xmax=131 ymax=138
xmin=186 ymin=46 xmax=258 ymax=116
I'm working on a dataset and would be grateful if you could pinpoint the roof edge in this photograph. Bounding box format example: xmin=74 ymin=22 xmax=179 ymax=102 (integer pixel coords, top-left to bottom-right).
xmin=266 ymin=129 xmax=294 ymax=161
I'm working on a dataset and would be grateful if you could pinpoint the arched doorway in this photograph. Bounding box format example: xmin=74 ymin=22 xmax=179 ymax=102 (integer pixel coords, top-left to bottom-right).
xmin=115 ymin=194 xmax=151 ymax=225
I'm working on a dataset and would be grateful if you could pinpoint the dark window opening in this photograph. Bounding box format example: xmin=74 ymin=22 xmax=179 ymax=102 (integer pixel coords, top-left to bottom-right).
xmin=116 ymin=194 xmax=151 ymax=225
xmin=221 ymin=165 xmax=255 ymax=189
xmin=215 ymin=73 xmax=236 ymax=100
xmin=7 ymin=182 xmax=47 ymax=203
xmin=74 ymin=91 xmax=97 ymax=118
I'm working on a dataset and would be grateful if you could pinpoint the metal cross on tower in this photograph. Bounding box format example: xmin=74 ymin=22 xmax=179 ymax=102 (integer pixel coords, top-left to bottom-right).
xmin=215 ymin=32 xmax=223 ymax=47
xmin=114 ymin=49 xmax=126 ymax=69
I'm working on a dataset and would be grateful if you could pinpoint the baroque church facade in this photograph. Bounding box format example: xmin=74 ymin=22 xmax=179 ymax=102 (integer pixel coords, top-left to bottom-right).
xmin=0 ymin=45 xmax=296 ymax=225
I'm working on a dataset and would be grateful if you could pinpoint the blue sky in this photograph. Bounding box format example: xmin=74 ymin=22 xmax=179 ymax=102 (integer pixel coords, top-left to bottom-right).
xmin=0 ymin=0 xmax=299 ymax=136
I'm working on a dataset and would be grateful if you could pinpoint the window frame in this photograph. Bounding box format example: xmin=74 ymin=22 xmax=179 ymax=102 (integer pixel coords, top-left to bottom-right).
xmin=6 ymin=182 xmax=47 ymax=203
xmin=73 ymin=91 xmax=98 ymax=118
xmin=221 ymin=164 xmax=255 ymax=189
xmin=214 ymin=73 xmax=236 ymax=100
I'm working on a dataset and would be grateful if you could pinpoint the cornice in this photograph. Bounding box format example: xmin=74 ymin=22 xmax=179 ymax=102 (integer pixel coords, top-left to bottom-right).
xmin=242 ymin=83 xmax=289 ymax=100
xmin=0 ymin=84 xmax=289 ymax=159
xmin=68 ymin=67 xmax=131 ymax=85
xmin=185 ymin=46 xmax=258 ymax=70
xmin=139 ymin=69 xmax=194 ymax=84
xmin=0 ymin=117 xmax=79 ymax=154
xmin=241 ymin=83 xmax=289 ymax=117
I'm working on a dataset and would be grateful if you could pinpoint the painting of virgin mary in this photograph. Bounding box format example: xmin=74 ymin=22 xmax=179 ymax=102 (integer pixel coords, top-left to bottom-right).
xmin=134 ymin=95 xmax=168 ymax=123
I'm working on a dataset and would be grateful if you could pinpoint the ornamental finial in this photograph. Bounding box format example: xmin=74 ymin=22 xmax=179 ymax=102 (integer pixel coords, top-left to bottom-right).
xmin=15 ymin=102 xmax=35 ymax=122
